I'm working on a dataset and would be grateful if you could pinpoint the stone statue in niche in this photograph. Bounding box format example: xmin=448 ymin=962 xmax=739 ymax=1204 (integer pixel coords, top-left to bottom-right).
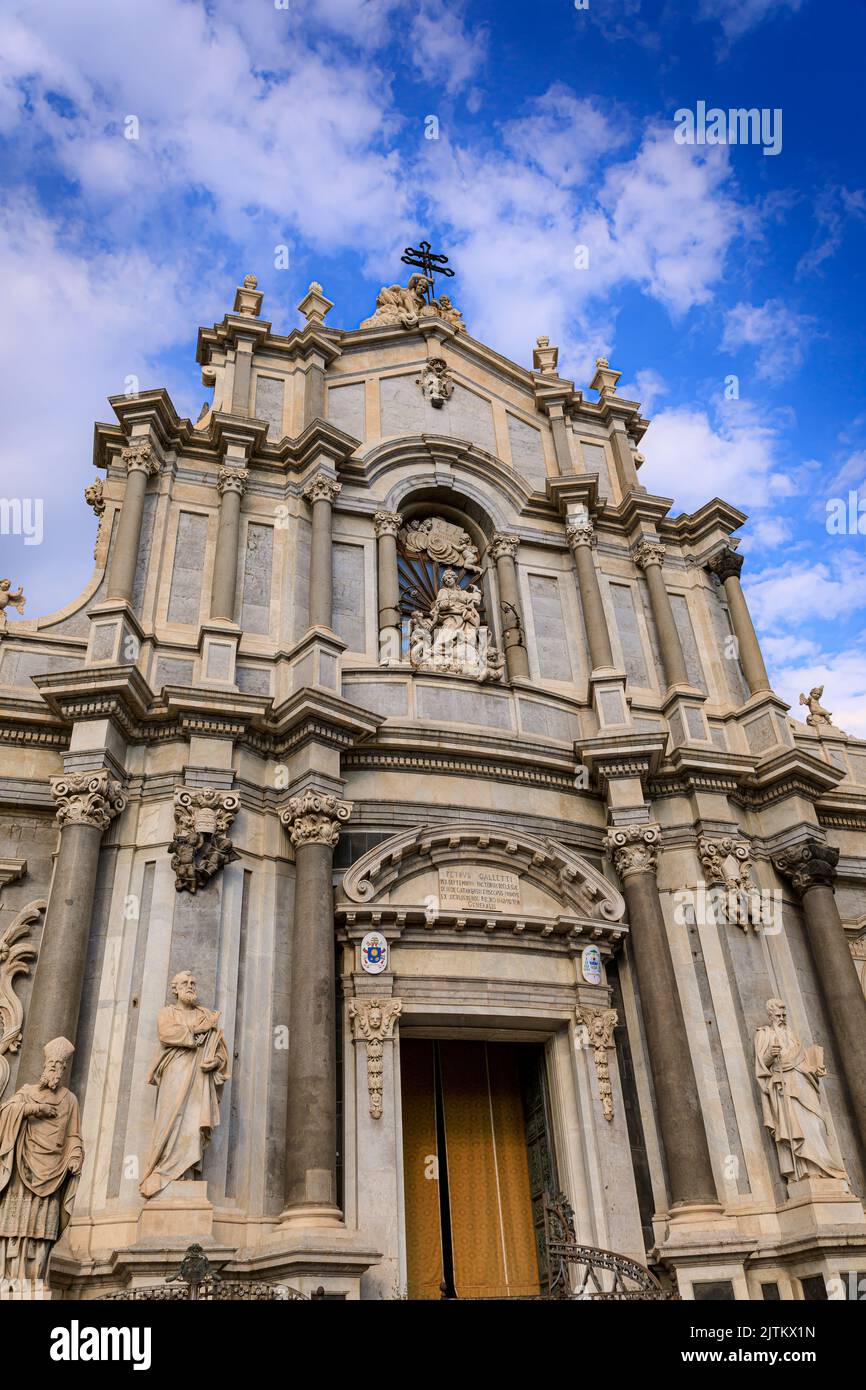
xmin=168 ymin=788 xmax=240 ymax=892
xmin=408 ymin=568 xmax=504 ymax=684
xmin=799 ymin=685 xmax=833 ymax=728
xmin=417 ymin=357 xmax=454 ymax=408
xmin=139 ymin=970 xmax=230 ymax=1199
xmin=0 ymin=1036 xmax=83 ymax=1291
xmin=754 ymin=998 xmax=846 ymax=1183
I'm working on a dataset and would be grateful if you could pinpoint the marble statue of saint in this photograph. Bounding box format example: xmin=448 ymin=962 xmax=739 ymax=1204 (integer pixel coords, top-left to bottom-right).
xmin=360 ymin=274 xmax=431 ymax=329
xmin=0 ymin=1036 xmax=83 ymax=1287
xmin=754 ymin=998 xmax=846 ymax=1182
xmin=139 ymin=970 xmax=230 ymax=1199
xmin=429 ymin=568 xmax=482 ymax=637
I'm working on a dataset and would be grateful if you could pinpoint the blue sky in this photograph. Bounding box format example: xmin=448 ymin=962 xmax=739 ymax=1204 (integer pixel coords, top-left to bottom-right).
xmin=1 ymin=0 xmax=864 ymax=731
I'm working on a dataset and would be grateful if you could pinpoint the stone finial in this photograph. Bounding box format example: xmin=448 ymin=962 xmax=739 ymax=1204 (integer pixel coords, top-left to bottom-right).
xmin=373 ymin=510 xmax=402 ymax=539
xmin=50 ymin=771 xmax=126 ymax=831
xmin=302 ymin=474 xmax=342 ymax=506
xmin=169 ymin=789 xmax=240 ymax=893
xmin=631 ymin=538 xmax=666 ymax=570
xmin=120 ymin=441 xmax=160 ymax=477
xmin=233 ymin=274 xmax=264 ymax=318
xmin=217 ymin=466 xmax=249 ymax=497
xmin=576 ymin=1006 xmax=618 ymax=1122
xmin=590 ymin=358 xmax=622 ymax=398
xmin=349 ymin=997 xmax=403 ymax=1118
xmin=489 ymin=532 xmax=519 ymax=561
xmin=297 ymin=281 xmax=334 ymax=326
xmin=533 ymin=336 xmax=559 ymax=375
xmin=773 ymin=839 xmax=839 ymax=896
xmin=707 ymin=546 xmax=744 ymax=583
xmin=603 ymin=824 xmax=662 ymax=878
xmin=280 ymin=790 xmax=351 ymax=848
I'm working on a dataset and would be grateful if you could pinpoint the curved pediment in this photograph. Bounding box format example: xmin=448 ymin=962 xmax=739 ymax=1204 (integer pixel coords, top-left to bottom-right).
xmin=338 ymin=823 xmax=624 ymax=926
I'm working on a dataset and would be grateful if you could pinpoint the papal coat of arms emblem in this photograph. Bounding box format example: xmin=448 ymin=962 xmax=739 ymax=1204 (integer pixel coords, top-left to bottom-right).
xmin=361 ymin=931 xmax=388 ymax=975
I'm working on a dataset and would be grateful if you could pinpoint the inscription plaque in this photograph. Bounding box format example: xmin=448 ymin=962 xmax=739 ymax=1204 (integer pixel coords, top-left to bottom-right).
xmin=438 ymin=866 xmax=521 ymax=913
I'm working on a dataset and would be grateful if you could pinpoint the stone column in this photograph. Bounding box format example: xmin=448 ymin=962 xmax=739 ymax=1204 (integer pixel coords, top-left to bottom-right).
xmin=489 ymin=533 xmax=530 ymax=680
xmin=279 ymin=790 xmax=351 ymax=1219
xmin=566 ymin=520 xmax=614 ymax=672
xmin=604 ymin=825 xmax=718 ymax=1208
xmin=106 ymin=442 xmax=160 ymax=603
xmin=303 ymin=475 xmax=342 ymax=631
xmin=210 ymin=466 xmax=248 ymax=621
xmin=774 ymin=840 xmax=866 ymax=1158
xmin=632 ymin=540 xmax=689 ymax=690
xmin=374 ymin=510 xmax=402 ymax=663
xmin=17 ymin=772 xmax=126 ymax=1084
xmin=707 ymin=547 xmax=771 ymax=697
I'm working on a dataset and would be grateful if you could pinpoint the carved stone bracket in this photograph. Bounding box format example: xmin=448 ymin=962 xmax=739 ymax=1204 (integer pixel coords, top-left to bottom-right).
xmin=698 ymin=835 xmax=763 ymax=930
xmin=373 ymin=510 xmax=402 ymax=539
xmin=84 ymin=478 xmax=105 ymax=517
xmin=280 ymin=790 xmax=351 ymax=848
xmin=169 ymin=788 xmax=240 ymax=892
xmin=576 ymin=1005 xmax=618 ymax=1121
xmin=51 ymin=771 xmax=127 ymax=830
xmin=603 ymin=824 xmax=661 ymax=878
xmin=121 ymin=441 xmax=160 ymax=477
xmin=302 ymin=474 xmax=342 ymax=506
xmin=631 ymin=539 xmax=665 ymax=570
xmin=0 ymin=899 xmax=44 ymax=1100
xmin=348 ymin=997 xmax=402 ymax=1118
xmin=773 ymin=839 xmax=839 ymax=896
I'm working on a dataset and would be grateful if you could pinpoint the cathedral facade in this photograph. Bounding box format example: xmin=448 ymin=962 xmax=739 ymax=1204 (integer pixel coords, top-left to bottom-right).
xmin=0 ymin=269 xmax=865 ymax=1301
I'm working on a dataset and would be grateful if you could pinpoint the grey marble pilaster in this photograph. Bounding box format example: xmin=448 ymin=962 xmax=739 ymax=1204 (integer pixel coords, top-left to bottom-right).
xmin=707 ymin=547 xmax=771 ymax=696
xmin=106 ymin=442 xmax=160 ymax=604
xmin=17 ymin=772 xmax=126 ymax=1084
xmin=489 ymin=533 xmax=530 ymax=680
xmin=604 ymin=825 xmax=718 ymax=1208
xmin=567 ymin=520 xmax=615 ymax=672
xmin=303 ymin=474 xmax=341 ymax=630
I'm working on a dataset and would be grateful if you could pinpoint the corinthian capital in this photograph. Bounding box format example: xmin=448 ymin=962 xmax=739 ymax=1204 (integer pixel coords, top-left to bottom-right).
xmin=280 ymin=789 xmax=351 ymax=847
xmin=489 ymin=532 xmax=519 ymax=561
xmin=120 ymin=442 xmax=160 ymax=477
xmin=303 ymin=474 xmax=342 ymax=506
xmin=217 ymin=466 xmax=249 ymax=497
xmin=773 ymin=839 xmax=839 ymax=895
xmin=566 ymin=520 xmax=594 ymax=549
xmin=631 ymin=539 xmax=665 ymax=570
xmin=707 ymin=546 xmax=744 ymax=583
xmin=373 ymin=510 xmax=402 ymax=539
xmin=50 ymin=771 xmax=126 ymax=831
xmin=603 ymin=824 xmax=661 ymax=878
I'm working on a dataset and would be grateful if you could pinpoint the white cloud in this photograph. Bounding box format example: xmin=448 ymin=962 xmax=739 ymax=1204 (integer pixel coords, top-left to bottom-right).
xmin=409 ymin=3 xmax=488 ymax=93
xmin=721 ymin=299 xmax=814 ymax=382
xmin=744 ymin=552 xmax=866 ymax=628
xmin=698 ymin=0 xmax=805 ymax=44
xmin=638 ymin=398 xmax=792 ymax=513
xmin=619 ymin=368 xmax=668 ymax=414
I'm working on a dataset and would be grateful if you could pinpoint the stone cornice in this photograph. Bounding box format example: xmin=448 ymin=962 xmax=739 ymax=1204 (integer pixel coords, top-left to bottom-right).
xmin=196 ymin=318 xmax=342 ymax=370
xmin=661 ymin=498 xmax=748 ymax=548
xmin=576 ymin=732 xmax=668 ymax=792
xmin=269 ymin=688 xmax=381 ymax=748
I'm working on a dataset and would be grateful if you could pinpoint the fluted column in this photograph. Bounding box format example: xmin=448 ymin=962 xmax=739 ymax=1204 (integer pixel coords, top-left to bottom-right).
xmin=707 ymin=547 xmax=771 ymax=696
xmin=489 ymin=533 xmax=530 ymax=680
xmin=774 ymin=839 xmax=866 ymax=1158
xmin=303 ymin=475 xmax=341 ymax=631
xmin=566 ymin=520 xmax=614 ymax=672
xmin=17 ymin=772 xmax=126 ymax=1084
xmin=374 ymin=510 xmax=402 ymax=663
xmin=210 ymin=466 xmax=248 ymax=621
xmin=632 ymin=540 xmax=689 ymax=690
xmin=604 ymin=826 xmax=718 ymax=1208
xmin=106 ymin=442 xmax=160 ymax=603
xmin=279 ymin=790 xmax=351 ymax=1218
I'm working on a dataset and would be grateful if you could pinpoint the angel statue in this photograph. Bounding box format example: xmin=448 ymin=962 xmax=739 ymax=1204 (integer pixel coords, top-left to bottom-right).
xmin=799 ymin=686 xmax=833 ymax=728
xmin=0 ymin=581 xmax=25 ymax=629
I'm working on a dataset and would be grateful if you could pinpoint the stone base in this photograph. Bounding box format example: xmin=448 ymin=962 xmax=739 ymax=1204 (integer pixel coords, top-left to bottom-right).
xmin=777 ymin=1177 xmax=866 ymax=1236
xmin=278 ymin=1201 xmax=344 ymax=1229
xmin=655 ymin=1204 xmax=758 ymax=1300
xmin=136 ymin=1178 xmax=214 ymax=1242
xmin=230 ymin=1223 xmax=381 ymax=1300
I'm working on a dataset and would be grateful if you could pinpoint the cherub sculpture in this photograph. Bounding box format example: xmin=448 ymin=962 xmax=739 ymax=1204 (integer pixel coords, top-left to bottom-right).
xmin=799 ymin=685 xmax=833 ymax=728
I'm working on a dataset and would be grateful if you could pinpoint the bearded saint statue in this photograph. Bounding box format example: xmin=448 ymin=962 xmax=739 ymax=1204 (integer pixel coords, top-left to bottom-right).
xmin=754 ymin=998 xmax=846 ymax=1182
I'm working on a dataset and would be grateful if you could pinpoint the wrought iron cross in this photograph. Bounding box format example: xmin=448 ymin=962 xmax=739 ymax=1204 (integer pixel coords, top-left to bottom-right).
xmin=400 ymin=241 xmax=455 ymax=303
